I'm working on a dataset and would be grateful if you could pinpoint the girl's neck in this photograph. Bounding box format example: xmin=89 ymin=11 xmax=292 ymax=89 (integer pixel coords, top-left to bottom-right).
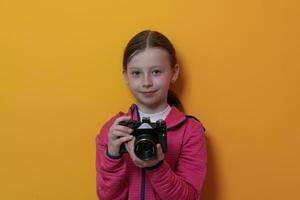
xmin=138 ymin=104 xmax=171 ymax=122
xmin=136 ymin=102 xmax=169 ymax=114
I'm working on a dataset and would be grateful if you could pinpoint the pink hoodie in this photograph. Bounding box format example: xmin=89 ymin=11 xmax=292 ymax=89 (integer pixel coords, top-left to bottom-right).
xmin=96 ymin=104 xmax=207 ymax=200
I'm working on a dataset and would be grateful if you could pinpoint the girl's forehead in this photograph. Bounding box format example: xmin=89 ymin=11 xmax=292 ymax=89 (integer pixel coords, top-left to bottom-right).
xmin=127 ymin=47 xmax=170 ymax=68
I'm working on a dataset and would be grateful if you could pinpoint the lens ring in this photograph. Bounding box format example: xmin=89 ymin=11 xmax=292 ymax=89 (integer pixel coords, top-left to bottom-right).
xmin=134 ymin=138 xmax=157 ymax=160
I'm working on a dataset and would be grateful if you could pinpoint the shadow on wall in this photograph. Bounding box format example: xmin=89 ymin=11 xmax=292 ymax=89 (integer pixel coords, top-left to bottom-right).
xmin=201 ymin=133 xmax=220 ymax=200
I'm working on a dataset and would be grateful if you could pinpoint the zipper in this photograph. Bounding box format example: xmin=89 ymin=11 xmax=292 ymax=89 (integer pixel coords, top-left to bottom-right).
xmin=141 ymin=168 xmax=145 ymax=200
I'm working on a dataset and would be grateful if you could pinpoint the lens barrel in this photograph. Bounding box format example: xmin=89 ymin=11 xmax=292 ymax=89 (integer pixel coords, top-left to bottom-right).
xmin=134 ymin=134 xmax=157 ymax=160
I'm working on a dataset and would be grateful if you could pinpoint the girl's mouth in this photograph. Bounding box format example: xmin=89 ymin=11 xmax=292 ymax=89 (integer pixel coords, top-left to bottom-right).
xmin=141 ymin=91 xmax=157 ymax=96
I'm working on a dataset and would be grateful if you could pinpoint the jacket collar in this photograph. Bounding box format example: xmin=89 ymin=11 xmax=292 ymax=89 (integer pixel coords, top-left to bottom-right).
xmin=127 ymin=104 xmax=187 ymax=130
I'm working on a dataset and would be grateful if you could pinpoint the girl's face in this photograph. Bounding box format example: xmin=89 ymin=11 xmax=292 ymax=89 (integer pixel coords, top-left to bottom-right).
xmin=123 ymin=47 xmax=179 ymax=114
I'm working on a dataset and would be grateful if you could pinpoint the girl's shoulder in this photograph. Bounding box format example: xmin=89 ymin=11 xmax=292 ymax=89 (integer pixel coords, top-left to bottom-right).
xmin=167 ymin=106 xmax=205 ymax=133
xmin=184 ymin=115 xmax=206 ymax=133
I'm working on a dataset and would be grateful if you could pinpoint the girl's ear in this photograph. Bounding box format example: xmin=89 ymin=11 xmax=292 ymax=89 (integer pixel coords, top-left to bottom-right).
xmin=171 ymin=64 xmax=180 ymax=83
xmin=123 ymin=70 xmax=129 ymax=83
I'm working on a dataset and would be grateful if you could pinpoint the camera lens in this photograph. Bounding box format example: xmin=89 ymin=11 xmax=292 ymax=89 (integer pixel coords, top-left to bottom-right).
xmin=134 ymin=135 xmax=157 ymax=161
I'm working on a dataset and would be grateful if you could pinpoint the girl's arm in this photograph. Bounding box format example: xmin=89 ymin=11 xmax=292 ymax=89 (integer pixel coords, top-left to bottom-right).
xmin=95 ymin=122 xmax=129 ymax=200
xmin=146 ymin=121 xmax=207 ymax=200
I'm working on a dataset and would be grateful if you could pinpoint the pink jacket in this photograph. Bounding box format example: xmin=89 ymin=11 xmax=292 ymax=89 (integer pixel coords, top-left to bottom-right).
xmin=96 ymin=104 xmax=207 ymax=200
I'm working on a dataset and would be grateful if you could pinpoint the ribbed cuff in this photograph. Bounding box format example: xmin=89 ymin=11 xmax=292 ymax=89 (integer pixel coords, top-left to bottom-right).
xmin=145 ymin=160 xmax=163 ymax=170
xmin=106 ymin=148 xmax=123 ymax=159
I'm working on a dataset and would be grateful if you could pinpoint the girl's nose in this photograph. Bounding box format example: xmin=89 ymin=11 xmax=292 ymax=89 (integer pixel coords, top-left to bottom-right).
xmin=142 ymin=75 xmax=153 ymax=88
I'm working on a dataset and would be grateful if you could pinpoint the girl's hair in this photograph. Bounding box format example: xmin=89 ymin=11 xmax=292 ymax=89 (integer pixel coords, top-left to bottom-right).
xmin=122 ymin=30 xmax=184 ymax=112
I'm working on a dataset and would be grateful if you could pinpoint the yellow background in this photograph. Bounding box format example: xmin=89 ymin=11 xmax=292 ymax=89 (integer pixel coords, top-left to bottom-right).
xmin=1 ymin=0 xmax=299 ymax=199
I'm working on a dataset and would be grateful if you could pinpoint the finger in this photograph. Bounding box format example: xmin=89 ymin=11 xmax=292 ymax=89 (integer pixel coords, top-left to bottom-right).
xmin=110 ymin=130 xmax=129 ymax=138
xmin=156 ymin=144 xmax=162 ymax=152
xmin=115 ymin=135 xmax=133 ymax=145
xmin=125 ymin=137 xmax=135 ymax=152
xmin=136 ymin=163 xmax=144 ymax=168
xmin=129 ymin=136 xmax=135 ymax=145
xmin=125 ymin=138 xmax=144 ymax=165
xmin=125 ymin=142 xmax=130 ymax=152
xmin=113 ymin=125 xmax=133 ymax=134
xmin=156 ymin=144 xmax=164 ymax=160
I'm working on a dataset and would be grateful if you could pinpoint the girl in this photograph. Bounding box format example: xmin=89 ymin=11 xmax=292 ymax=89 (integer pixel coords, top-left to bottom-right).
xmin=96 ymin=30 xmax=207 ymax=200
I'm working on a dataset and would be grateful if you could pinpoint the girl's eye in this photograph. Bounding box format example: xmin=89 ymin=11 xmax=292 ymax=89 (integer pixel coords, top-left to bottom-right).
xmin=131 ymin=71 xmax=140 ymax=77
xmin=152 ymin=70 xmax=162 ymax=76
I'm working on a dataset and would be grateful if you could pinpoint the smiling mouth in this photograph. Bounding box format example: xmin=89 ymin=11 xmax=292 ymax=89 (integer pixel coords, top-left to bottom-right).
xmin=141 ymin=91 xmax=157 ymax=96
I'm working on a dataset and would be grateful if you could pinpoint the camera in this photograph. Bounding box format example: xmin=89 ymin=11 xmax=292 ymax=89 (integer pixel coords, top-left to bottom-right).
xmin=119 ymin=117 xmax=167 ymax=161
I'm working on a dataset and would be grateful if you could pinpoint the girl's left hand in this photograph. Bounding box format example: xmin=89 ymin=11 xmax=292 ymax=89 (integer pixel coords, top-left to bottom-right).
xmin=125 ymin=137 xmax=164 ymax=168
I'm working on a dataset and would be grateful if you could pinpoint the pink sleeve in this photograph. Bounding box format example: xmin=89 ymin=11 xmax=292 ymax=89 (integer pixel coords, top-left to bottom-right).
xmin=95 ymin=123 xmax=128 ymax=200
xmin=146 ymin=122 xmax=207 ymax=200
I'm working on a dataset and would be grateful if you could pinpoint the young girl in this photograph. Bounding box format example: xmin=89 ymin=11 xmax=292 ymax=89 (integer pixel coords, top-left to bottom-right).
xmin=96 ymin=30 xmax=207 ymax=200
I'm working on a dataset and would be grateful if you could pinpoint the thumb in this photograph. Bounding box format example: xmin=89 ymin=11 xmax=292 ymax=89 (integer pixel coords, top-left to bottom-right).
xmin=156 ymin=144 xmax=164 ymax=160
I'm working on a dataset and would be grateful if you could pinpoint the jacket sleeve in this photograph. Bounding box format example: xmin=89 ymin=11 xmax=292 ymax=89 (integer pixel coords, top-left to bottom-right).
xmin=146 ymin=121 xmax=207 ymax=200
xmin=95 ymin=121 xmax=128 ymax=200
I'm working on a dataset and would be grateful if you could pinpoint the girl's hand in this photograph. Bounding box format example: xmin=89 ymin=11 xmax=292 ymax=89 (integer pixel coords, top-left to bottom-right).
xmin=108 ymin=115 xmax=133 ymax=157
xmin=125 ymin=137 xmax=164 ymax=168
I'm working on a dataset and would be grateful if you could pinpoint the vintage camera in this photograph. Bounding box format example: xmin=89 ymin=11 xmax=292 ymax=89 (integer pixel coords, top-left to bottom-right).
xmin=119 ymin=117 xmax=167 ymax=161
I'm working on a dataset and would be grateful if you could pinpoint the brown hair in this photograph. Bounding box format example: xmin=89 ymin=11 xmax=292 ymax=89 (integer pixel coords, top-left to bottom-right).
xmin=123 ymin=30 xmax=176 ymax=70
xmin=122 ymin=30 xmax=184 ymax=111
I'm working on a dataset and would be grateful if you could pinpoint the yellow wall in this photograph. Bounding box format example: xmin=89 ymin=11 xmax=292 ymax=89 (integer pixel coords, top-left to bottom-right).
xmin=1 ymin=0 xmax=299 ymax=199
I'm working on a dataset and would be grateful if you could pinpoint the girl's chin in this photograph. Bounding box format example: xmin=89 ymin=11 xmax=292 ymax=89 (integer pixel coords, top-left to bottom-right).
xmin=136 ymin=99 xmax=166 ymax=109
xmin=137 ymin=100 xmax=158 ymax=107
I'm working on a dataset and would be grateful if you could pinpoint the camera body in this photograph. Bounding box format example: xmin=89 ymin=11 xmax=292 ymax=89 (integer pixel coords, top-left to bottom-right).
xmin=119 ymin=117 xmax=167 ymax=161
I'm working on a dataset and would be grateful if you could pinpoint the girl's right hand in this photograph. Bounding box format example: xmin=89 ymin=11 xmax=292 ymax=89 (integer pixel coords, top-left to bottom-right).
xmin=107 ymin=115 xmax=133 ymax=157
